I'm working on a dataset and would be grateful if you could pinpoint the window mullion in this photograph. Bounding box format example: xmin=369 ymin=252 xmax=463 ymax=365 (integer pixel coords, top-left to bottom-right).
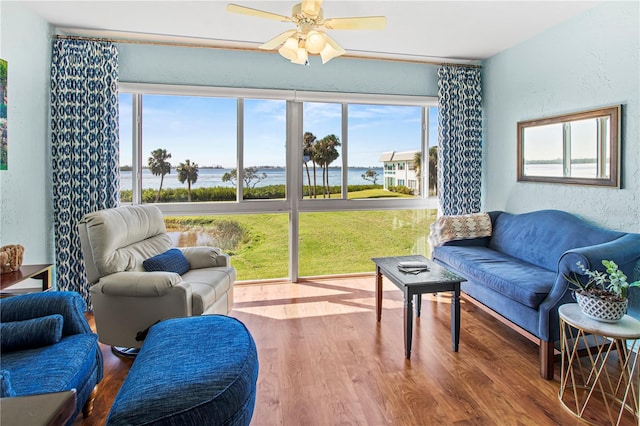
xmin=237 ymin=98 xmax=244 ymax=202
xmin=341 ymin=104 xmax=348 ymax=200
xmin=133 ymin=93 xmax=142 ymax=205
xmin=288 ymin=101 xmax=303 ymax=282
xmin=422 ymin=107 xmax=427 ymax=199
xmin=563 ymin=123 xmax=571 ymax=177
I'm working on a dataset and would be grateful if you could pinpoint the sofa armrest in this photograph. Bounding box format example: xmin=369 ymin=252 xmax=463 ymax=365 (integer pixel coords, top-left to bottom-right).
xmin=0 ymin=292 xmax=91 ymax=336
xmin=180 ymin=247 xmax=229 ymax=268
xmin=98 ymin=271 xmax=183 ymax=297
xmin=559 ymin=234 xmax=640 ymax=276
xmin=538 ymin=233 xmax=640 ymax=341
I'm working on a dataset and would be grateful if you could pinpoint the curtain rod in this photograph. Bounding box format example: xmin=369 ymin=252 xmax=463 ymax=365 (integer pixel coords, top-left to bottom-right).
xmin=54 ymin=34 xmax=482 ymax=69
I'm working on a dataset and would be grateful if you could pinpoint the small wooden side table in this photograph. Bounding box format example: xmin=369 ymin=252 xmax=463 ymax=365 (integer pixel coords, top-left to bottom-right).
xmin=558 ymin=303 xmax=640 ymax=426
xmin=0 ymin=264 xmax=53 ymax=296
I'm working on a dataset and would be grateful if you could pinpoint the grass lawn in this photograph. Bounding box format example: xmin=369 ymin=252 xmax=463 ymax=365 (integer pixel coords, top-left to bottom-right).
xmin=165 ymin=188 xmax=436 ymax=280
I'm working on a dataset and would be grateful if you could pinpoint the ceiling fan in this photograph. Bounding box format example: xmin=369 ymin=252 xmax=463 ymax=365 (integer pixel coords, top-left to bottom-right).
xmin=227 ymin=1 xmax=386 ymax=65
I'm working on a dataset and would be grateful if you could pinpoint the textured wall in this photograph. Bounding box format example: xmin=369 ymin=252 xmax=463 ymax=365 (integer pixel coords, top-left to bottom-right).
xmin=118 ymin=44 xmax=440 ymax=96
xmin=482 ymin=1 xmax=640 ymax=233
xmin=0 ymin=3 xmax=53 ymax=263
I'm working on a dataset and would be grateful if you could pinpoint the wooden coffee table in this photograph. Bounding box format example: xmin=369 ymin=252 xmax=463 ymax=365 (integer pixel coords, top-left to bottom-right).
xmin=372 ymin=255 xmax=466 ymax=359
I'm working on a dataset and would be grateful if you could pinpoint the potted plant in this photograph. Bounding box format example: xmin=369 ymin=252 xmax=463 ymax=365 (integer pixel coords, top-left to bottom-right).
xmin=564 ymin=260 xmax=640 ymax=322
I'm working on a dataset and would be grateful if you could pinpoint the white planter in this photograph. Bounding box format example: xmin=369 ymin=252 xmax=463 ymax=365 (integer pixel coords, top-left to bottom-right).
xmin=575 ymin=291 xmax=627 ymax=323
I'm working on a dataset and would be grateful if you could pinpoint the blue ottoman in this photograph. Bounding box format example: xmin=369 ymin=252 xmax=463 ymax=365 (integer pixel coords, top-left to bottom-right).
xmin=106 ymin=315 xmax=258 ymax=426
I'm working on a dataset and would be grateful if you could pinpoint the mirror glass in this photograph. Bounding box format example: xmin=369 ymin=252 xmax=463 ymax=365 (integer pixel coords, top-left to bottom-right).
xmin=517 ymin=106 xmax=620 ymax=187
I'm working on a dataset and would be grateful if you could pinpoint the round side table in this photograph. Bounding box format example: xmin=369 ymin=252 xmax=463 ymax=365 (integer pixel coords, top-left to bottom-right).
xmin=558 ymin=303 xmax=640 ymax=426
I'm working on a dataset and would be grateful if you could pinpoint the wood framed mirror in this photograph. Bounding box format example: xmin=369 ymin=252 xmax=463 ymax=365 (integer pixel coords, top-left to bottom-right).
xmin=517 ymin=105 xmax=621 ymax=187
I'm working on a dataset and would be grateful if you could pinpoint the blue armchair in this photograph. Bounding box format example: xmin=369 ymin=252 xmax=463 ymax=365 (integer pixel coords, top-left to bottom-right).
xmin=0 ymin=291 xmax=103 ymax=424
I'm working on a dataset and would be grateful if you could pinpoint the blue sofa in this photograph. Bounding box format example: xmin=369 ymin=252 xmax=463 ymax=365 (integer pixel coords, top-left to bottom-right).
xmin=432 ymin=210 xmax=640 ymax=379
xmin=0 ymin=291 xmax=103 ymax=424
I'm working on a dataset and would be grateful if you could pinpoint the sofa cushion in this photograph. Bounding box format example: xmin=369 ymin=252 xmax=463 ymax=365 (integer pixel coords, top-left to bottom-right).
xmin=143 ymin=248 xmax=190 ymax=275
xmin=488 ymin=210 xmax=625 ymax=271
xmin=0 ymin=314 xmax=64 ymax=352
xmin=0 ymin=333 xmax=100 ymax=396
xmin=434 ymin=245 xmax=556 ymax=308
xmin=0 ymin=370 xmax=16 ymax=397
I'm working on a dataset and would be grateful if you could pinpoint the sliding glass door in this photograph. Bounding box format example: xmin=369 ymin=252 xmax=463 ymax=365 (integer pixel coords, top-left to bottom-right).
xmin=119 ymin=84 xmax=438 ymax=281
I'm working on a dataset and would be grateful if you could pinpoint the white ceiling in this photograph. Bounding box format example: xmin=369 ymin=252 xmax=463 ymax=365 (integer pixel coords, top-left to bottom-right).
xmin=22 ymin=0 xmax=603 ymax=62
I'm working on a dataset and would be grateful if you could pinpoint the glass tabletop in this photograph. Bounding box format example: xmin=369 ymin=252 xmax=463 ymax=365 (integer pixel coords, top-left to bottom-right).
xmin=372 ymin=255 xmax=465 ymax=286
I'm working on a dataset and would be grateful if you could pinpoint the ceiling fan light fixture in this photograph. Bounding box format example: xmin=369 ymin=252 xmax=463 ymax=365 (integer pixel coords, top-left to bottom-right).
xmin=227 ymin=1 xmax=385 ymax=65
xmin=278 ymin=37 xmax=300 ymax=61
xmin=319 ymin=39 xmax=345 ymax=64
xmin=291 ymin=46 xmax=309 ymax=65
xmin=305 ymin=30 xmax=327 ymax=54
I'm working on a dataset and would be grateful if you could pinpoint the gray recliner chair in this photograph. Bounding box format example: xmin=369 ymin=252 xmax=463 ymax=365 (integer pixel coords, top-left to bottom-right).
xmin=79 ymin=204 xmax=235 ymax=353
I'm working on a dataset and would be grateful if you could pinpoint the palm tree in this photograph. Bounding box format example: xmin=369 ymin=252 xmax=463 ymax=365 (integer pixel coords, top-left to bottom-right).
xmin=177 ymin=159 xmax=199 ymax=202
xmin=303 ymin=132 xmax=317 ymax=198
xmin=312 ymin=138 xmax=328 ymax=197
xmin=429 ymin=146 xmax=438 ymax=195
xmin=148 ymin=149 xmax=172 ymax=202
xmin=314 ymin=134 xmax=341 ymax=198
xmin=324 ymin=135 xmax=340 ymax=197
xmin=413 ymin=151 xmax=422 ymax=196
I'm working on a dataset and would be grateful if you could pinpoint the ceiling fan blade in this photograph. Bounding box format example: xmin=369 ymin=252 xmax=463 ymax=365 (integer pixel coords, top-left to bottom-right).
xmin=301 ymin=0 xmax=322 ymax=17
xmin=259 ymin=30 xmax=297 ymax=51
xmin=323 ymin=16 xmax=387 ymax=30
xmin=226 ymin=4 xmax=292 ymax=22
xmin=320 ymin=34 xmax=346 ymax=64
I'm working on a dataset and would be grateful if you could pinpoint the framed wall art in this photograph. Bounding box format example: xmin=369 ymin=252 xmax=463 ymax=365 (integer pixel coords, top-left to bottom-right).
xmin=1 ymin=58 xmax=6 ymax=170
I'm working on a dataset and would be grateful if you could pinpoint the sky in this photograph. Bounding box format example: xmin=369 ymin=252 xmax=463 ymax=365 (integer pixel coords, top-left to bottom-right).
xmin=523 ymin=118 xmax=604 ymax=161
xmin=119 ymin=94 xmax=438 ymax=168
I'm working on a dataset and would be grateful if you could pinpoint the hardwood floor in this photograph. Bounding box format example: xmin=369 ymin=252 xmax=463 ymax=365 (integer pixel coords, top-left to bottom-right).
xmin=75 ymin=276 xmax=634 ymax=425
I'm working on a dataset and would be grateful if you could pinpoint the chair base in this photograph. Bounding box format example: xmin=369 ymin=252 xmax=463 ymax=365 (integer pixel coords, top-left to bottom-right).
xmin=111 ymin=346 xmax=140 ymax=358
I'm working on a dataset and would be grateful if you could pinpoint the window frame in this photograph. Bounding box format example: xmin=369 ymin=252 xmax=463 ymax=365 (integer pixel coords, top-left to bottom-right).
xmin=119 ymin=82 xmax=438 ymax=280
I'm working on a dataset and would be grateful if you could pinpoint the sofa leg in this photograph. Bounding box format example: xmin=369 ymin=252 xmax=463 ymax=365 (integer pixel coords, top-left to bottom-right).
xmin=540 ymin=340 xmax=554 ymax=380
xmin=82 ymin=385 xmax=98 ymax=418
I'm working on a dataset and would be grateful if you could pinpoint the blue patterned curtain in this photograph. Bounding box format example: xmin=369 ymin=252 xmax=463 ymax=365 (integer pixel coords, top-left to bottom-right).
xmin=437 ymin=66 xmax=483 ymax=215
xmin=51 ymin=39 xmax=119 ymax=305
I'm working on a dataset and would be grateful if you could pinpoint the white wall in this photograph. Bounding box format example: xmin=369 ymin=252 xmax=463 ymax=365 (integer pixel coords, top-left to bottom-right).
xmin=0 ymin=2 xmax=53 ymax=263
xmin=482 ymin=1 xmax=639 ymax=232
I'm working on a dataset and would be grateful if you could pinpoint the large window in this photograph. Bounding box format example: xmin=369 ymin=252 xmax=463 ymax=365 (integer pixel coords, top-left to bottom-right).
xmin=348 ymin=104 xmax=422 ymax=200
xmin=302 ymin=102 xmax=342 ymax=199
xmin=119 ymin=84 xmax=438 ymax=281
xmin=298 ymin=209 xmax=437 ymax=277
xmin=243 ymin=99 xmax=287 ymax=200
xmin=119 ymin=93 xmax=133 ymax=200
xmin=142 ymin=95 xmax=237 ymax=203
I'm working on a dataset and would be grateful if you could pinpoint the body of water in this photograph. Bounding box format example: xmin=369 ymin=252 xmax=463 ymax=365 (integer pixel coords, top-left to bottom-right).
xmin=523 ymin=163 xmax=603 ymax=178
xmin=120 ymin=167 xmax=384 ymax=191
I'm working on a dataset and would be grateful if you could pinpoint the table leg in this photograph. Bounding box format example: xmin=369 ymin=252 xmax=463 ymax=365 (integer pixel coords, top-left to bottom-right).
xmin=404 ymin=290 xmax=413 ymax=359
xmin=376 ymin=266 xmax=382 ymax=322
xmin=33 ymin=266 xmax=53 ymax=291
xmin=452 ymin=284 xmax=460 ymax=352
xmin=415 ymin=294 xmax=422 ymax=317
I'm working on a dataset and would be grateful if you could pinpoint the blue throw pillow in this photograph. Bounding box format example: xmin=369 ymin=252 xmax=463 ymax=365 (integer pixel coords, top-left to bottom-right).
xmin=143 ymin=248 xmax=190 ymax=275
xmin=0 ymin=370 xmax=16 ymax=397
xmin=0 ymin=314 xmax=64 ymax=353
